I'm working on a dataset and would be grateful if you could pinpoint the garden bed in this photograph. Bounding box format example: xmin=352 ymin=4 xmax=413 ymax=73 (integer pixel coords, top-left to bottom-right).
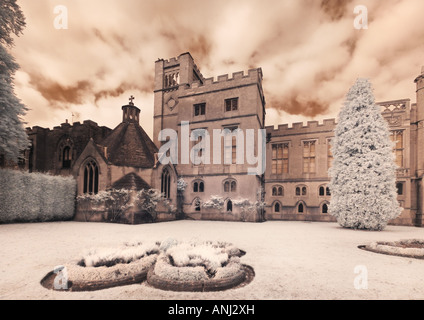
xmin=146 ymin=239 xmax=252 ymax=292
xmin=359 ymin=239 xmax=424 ymax=259
xmin=41 ymin=241 xmax=160 ymax=291
xmin=41 ymin=238 xmax=254 ymax=292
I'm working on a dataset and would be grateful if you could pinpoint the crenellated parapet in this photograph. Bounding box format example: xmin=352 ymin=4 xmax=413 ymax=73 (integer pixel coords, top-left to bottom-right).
xmin=161 ymin=54 xmax=204 ymax=80
xmin=26 ymin=120 xmax=109 ymax=135
xmin=266 ymin=119 xmax=337 ymax=137
xmin=185 ymin=68 xmax=263 ymax=90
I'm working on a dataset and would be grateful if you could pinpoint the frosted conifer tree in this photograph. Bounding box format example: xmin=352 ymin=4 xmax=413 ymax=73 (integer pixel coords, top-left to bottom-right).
xmin=0 ymin=0 xmax=28 ymax=162
xmin=328 ymin=78 xmax=402 ymax=231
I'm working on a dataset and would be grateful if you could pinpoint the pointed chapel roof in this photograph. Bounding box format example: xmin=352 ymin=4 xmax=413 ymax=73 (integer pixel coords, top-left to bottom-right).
xmin=101 ymin=122 xmax=157 ymax=168
xmin=112 ymin=172 xmax=151 ymax=190
xmin=100 ymin=101 xmax=158 ymax=168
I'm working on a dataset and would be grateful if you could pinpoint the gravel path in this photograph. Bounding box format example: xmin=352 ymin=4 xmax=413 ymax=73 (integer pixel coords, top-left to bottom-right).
xmin=0 ymin=220 xmax=423 ymax=300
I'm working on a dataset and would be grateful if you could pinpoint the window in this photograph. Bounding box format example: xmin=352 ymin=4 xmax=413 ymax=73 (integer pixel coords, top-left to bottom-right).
xmin=83 ymin=160 xmax=99 ymax=194
xmin=224 ymin=179 xmax=237 ymax=192
xmin=390 ymin=131 xmax=404 ymax=167
xmin=319 ymin=185 xmax=331 ymax=196
xmin=223 ymin=126 xmax=238 ymax=164
xmin=272 ymin=186 xmax=283 ymax=196
xmin=62 ymin=146 xmax=71 ymax=168
xmin=192 ymin=129 xmax=208 ymax=166
xmin=396 ymin=182 xmax=404 ymax=196
xmin=164 ymin=71 xmax=179 ymax=88
xmin=272 ymin=143 xmax=289 ymax=174
xmin=327 ymin=139 xmax=333 ymax=169
xmin=226 ymin=199 xmax=233 ymax=212
xmin=296 ymin=186 xmax=307 ymax=196
xmin=322 ymin=203 xmax=329 ymax=214
xmin=194 ymin=103 xmax=206 ymax=116
xmin=161 ymin=168 xmax=171 ymax=199
xmin=274 ymin=202 xmax=281 ymax=213
xmin=298 ymin=203 xmax=304 ymax=213
xmin=225 ymin=98 xmax=238 ymax=112
xmin=193 ymin=181 xmax=204 ymax=193
xmin=58 ymin=136 xmax=73 ymax=169
xmin=194 ymin=198 xmax=201 ymax=212
xmin=303 ymin=141 xmax=316 ymax=173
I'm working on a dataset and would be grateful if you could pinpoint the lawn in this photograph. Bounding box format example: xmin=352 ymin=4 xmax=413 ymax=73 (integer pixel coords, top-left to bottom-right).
xmin=0 ymin=220 xmax=423 ymax=300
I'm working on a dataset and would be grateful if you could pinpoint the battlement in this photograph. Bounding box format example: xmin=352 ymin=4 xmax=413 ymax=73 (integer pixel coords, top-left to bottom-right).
xmin=266 ymin=119 xmax=337 ymax=136
xmin=26 ymin=119 xmax=107 ymax=134
xmin=183 ymin=68 xmax=263 ymax=92
xmin=158 ymin=52 xmax=205 ymax=81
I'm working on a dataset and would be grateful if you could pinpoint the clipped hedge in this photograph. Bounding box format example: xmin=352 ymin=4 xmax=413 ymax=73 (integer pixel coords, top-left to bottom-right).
xmin=0 ymin=169 xmax=76 ymax=223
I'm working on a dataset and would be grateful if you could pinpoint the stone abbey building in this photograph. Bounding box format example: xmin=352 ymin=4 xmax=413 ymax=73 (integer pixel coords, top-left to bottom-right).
xmin=20 ymin=53 xmax=424 ymax=227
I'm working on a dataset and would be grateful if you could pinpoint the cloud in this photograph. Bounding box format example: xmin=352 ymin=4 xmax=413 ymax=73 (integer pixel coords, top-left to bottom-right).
xmin=28 ymin=73 xmax=92 ymax=107
xmin=269 ymin=94 xmax=330 ymax=118
xmin=93 ymin=79 xmax=154 ymax=106
xmin=10 ymin=0 xmax=424 ymax=137
xmin=320 ymin=0 xmax=354 ymax=21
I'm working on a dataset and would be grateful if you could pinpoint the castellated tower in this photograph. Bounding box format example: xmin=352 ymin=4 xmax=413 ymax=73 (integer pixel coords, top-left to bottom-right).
xmin=414 ymin=67 xmax=424 ymax=226
xmin=153 ymin=52 xmax=266 ymax=222
xmin=414 ymin=67 xmax=424 ymax=176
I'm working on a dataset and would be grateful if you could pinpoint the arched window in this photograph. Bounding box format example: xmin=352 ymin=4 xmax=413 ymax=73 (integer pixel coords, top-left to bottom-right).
xmin=224 ymin=179 xmax=237 ymax=193
xmin=298 ymin=203 xmax=304 ymax=213
xmin=273 ymin=186 xmax=283 ymax=196
xmin=296 ymin=186 xmax=307 ymax=196
xmin=231 ymin=181 xmax=237 ymax=192
xmin=322 ymin=203 xmax=329 ymax=214
xmin=319 ymin=186 xmax=325 ymax=196
xmin=83 ymin=160 xmax=99 ymax=194
xmin=62 ymin=146 xmax=71 ymax=168
xmin=326 ymin=187 xmax=331 ymax=196
xmin=161 ymin=168 xmax=171 ymax=199
xmin=193 ymin=181 xmax=204 ymax=193
xmin=226 ymin=199 xmax=233 ymax=212
xmin=194 ymin=198 xmax=201 ymax=212
xmin=274 ymin=202 xmax=281 ymax=213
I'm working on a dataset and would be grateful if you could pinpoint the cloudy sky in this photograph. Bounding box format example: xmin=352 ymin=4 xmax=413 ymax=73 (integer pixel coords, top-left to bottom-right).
xmin=10 ymin=0 xmax=424 ymax=138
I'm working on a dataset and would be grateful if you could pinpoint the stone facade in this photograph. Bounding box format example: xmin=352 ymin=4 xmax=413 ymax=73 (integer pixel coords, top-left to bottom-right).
xmin=18 ymin=52 xmax=424 ymax=226
xmin=265 ymin=99 xmax=420 ymax=226
xmin=153 ymin=52 xmax=266 ymax=222
xmin=24 ymin=120 xmax=111 ymax=175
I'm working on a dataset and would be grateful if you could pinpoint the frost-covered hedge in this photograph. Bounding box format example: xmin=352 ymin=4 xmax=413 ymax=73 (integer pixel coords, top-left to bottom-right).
xmin=0 ymin=169 xmax=76 ymax=223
